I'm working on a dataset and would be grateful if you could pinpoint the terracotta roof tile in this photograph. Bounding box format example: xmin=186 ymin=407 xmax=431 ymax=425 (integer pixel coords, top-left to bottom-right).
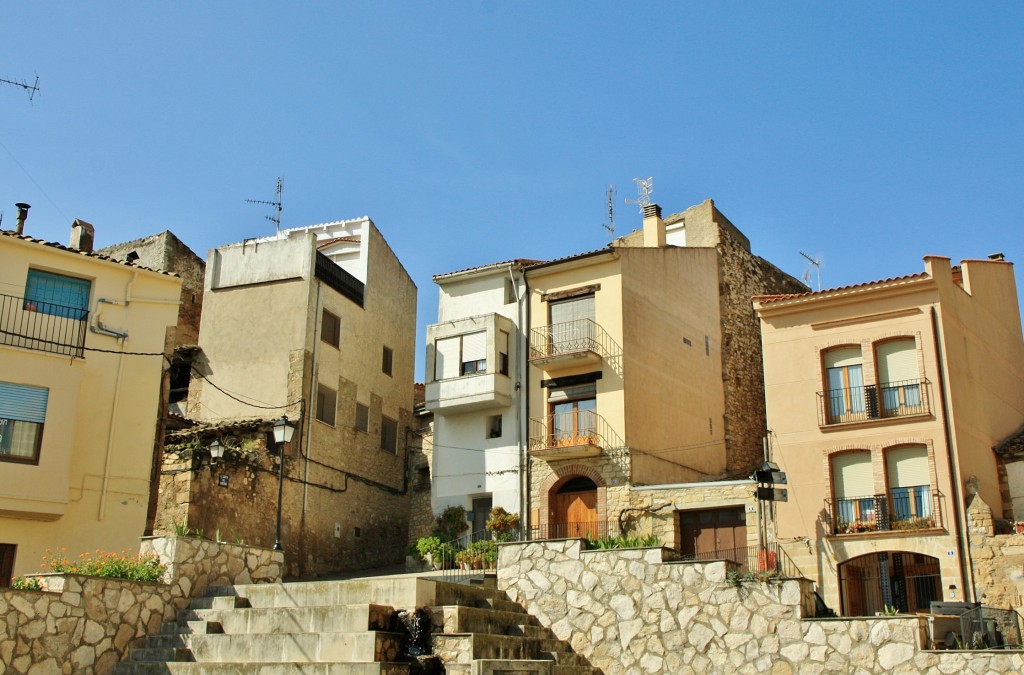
xmin=0 ymin=229 xmax=179 ymax=277
xmin=754 ymin=272 xmax=929 ymax=305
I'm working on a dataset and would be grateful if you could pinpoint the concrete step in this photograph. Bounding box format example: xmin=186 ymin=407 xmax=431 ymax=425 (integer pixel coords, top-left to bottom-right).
xmin=183 ymin=604 xmax=394 ymax=635
xmin=113 ymin=662 xmax=412 ymax=674
xmin=433 ymin=634 xmax=548 ymax=664
xmin=182 ymin=631 xmax=406 ymax=664
xmin=129 ymin=647 xmax=194 ymax=663
xmin=186 ymin=595 xmax=251 ymax=611
xmin=430 ymin=605 xmax=544 ymax=637
xmin=431 ymin=583 xmax=526 ymax=614
xmin=234 ymin=578 xmax=429 ymax=610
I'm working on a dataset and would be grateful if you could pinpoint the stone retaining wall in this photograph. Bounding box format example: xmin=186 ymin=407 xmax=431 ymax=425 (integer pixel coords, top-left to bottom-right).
xmin=0 ymin=536 xmax=283 ymax=674
xmin=497 ymin=539 xmax=1024 ymax=674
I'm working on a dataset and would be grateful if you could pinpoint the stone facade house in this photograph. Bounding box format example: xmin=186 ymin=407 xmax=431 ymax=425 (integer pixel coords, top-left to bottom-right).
xmin=0 ymin=216 xmax=182 ymax=584
xmin=755 ymin=255 xmax=1024 ymax=615
xmin=170 ymin=216 xmax=417 ymax=578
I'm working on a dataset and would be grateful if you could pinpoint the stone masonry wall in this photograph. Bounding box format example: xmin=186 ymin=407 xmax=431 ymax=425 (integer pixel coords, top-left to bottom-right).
xmin=626 ymin=482 xmax=757 ymax=549
xmin=967 ymin=493 xmax=1024 ymax=610
xmin=0 ymin=536 xmax=282 ymax=674
xmin=497 ymin=539 xmax=1024 ymax=674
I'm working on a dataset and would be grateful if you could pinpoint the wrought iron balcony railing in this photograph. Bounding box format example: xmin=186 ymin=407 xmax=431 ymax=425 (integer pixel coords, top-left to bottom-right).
xmin=817 ymin=378 xmax=930 ymax=425
xmin=826 ymin=487 xmax=943 ymax=535
xmin=529 ymin=318 xmax=615 ymax=363
xmin=528 ymin=410 xmax=621 ymax=457
xmin=0 ymin=292 xmax=88 ymax=358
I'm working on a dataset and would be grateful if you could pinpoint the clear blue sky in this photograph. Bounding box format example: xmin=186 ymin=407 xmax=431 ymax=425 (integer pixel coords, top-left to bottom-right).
xmin=4 ymin=3 xmax=1022 ymax=379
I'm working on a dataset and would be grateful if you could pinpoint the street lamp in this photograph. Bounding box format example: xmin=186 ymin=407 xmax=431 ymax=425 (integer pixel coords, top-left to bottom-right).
xmin=208 ymin=439 xmax=224 ymax=467
xmin=272 ymin=416 xmax=296 ymax=552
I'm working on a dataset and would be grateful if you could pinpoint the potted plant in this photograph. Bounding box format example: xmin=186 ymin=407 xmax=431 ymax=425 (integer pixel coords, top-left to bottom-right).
xmin=485 ymin=507 xmax=521 ymax=542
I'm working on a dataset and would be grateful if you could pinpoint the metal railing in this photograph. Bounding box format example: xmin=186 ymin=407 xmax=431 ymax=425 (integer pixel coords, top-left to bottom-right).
xmin=678 ymin=543 xmax=803 ymax=579
xmin=528 ymin=318 xmax=615 ymax=362
xmin=817 ymin=378 xmax=930 ymax=425
xmin=826 ymin=487 xmax=943 ymax=535
xmin=0 ymin=293 xmax=88 ymax=358
xmin=528 ymin=411 xmax=621 ymax=454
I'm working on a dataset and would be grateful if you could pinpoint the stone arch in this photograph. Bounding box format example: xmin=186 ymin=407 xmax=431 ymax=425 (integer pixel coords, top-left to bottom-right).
xmin=537 ymin=463 xmax=608 ymax=536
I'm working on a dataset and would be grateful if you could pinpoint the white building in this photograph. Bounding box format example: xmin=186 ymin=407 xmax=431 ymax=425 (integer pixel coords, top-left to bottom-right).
xmin=424 ymin=259 xmax=537 ymax=533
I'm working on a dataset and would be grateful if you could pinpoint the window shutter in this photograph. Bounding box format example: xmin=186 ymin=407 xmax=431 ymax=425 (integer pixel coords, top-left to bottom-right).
xmin=498 ymin=330 xmax=509 ymax=355
xmin=877 ymin=339 xmax=917 ymax=384
xmin=462 ymin=331 xmax=486 ymax=363
xmin=824 ymin=347 xmax=862 ymax=369
xmin=548 ymin=382 xmax=596 ymax=402
xmin=887 ymin=446 xmax=929 ymax=488
xmin=435 ymin=337 xmax=460 ymax=380
xmin=832 ymin=452 xmax=873 ymax=499
xmin=550 ymin=295 xmax=595 ymax=324
xmin=0 ymin=382 xmax=48 ymax=423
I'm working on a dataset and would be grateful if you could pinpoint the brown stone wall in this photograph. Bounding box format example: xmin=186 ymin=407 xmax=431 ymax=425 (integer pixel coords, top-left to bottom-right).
xmin=968 ymin=493 xmax=1024 ymax=610
xmin=407 ymin=413 xmax=436 ymax=544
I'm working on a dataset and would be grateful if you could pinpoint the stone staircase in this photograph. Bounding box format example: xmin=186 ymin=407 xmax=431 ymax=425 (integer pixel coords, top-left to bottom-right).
xmin=113 ymin=575 xmax=601 ymax=675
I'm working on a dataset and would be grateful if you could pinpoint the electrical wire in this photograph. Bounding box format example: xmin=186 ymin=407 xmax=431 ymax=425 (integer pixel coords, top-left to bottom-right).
xmin=0 ymin=328 xmax=167 ymax=356
xmin=188 ymin=364 xmax=304 ymax=411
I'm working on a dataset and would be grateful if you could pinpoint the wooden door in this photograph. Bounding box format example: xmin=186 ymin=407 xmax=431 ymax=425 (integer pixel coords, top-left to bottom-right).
xmin=0 ymin=544 xmax=15 ymax=587
xmin=679 ymin=507 xmax=747 ymax=566
xmin=552 ymin=489 xmax=598 ymax=538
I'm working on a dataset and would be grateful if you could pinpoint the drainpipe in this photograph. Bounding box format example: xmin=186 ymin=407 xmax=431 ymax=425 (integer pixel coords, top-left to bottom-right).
xmin=930 ymin=305 xmax=976 ymax=602
xmin=508 ymin=264 xmax=527 ymax=524
xmin=520 ymin=268 xmax=532 ymax=532
xmin=98 ymin=271 xmax=138 ymax=520
xmin=300 ymin=279 xmax=322 ymax=572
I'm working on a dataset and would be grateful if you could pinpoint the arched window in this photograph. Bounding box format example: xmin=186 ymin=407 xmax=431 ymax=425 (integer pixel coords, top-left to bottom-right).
xmin=824 ymin=347 xmax=864 ymax=423
xmin=886 ymin=445 xmax=933 ymax=529
xmin=831 ymin=451 xmax=875 ymax=533
xmin=876 ymin=338 xmax=922 ymax=416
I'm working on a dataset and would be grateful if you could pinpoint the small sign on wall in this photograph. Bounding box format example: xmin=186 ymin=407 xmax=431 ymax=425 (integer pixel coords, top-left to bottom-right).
xmin=218 ymin=474 xmax=229 ymax=488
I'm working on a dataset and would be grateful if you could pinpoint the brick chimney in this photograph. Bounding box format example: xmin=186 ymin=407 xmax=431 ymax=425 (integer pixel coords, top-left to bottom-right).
xmin=70 ymin=219 xmax=95 ymax=252
xmin=642 ymin=203 xmax=665 ymax=248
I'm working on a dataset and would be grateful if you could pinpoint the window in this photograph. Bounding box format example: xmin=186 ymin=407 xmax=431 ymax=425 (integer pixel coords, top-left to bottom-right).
xmin=0 ymin=381 xmax=48 ymax=464
xmin=487 ymin=414 xmax=502 ymax=439
xmin=498 ymin=331 xmax=509 ymax=376
xmin=355 ymin=403 xmax=369 ymax=432
xmin=831 ymin=451 xmax=875 ymax=532
xmin=382 ymin=346 xmax=393 ymax=376
xmin=876 ymin=339 xmax=921 ymax=415
xmin=434 ymin=332 xmax=486 ymax=380
xmin=547 ymin=294 xmax=596 ymax=355
xmin=315 ymin=384 xmax=337 ymax=426
xmin=381 ymin=416 xmax=398 ymax=454
xmin=886 ymin=445 xmax=932 ymax=526
xmin=321 ymin=310 xmax=340 ymax=348
xmin=548 ymin=382 xmax=597 ymax=446
xmin=25 ymin=270 xmax=90 ymax=320
xmin=824 ymin=347 xmax=864 ymax=423
xmin=0 ymin=544 xmax=15 ymax=588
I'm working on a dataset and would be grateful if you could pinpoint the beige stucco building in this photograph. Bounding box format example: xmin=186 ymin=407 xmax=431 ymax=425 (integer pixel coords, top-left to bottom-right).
xmin=523 ymin=200 xmax=805 ymax=559
xmin=755 ymin=255 xmax=1024 ymax=615
xmin=0 ymin=218 xmax=182 ymax=584
xmin=179 ymin=217 xmax=416 ymax=577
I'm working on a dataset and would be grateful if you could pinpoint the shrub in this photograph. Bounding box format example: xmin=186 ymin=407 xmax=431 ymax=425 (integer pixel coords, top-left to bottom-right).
xmin=433 ymin=506 xmax=469 ymax=542
xmin=485 ymin=507 xmax=521 ymax=542
xmin=585 ymin=534 xmax=662 ymax=550
xmin=41 ymin=548 xmax=166 ymax=583
xmin=414 ymin=536 xmax=443 ymax=561
xmin=10 ymin=576 xmax=43 ymax=591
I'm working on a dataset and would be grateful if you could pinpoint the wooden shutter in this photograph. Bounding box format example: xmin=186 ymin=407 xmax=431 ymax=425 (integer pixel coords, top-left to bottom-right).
xmin=832 ymin=452 xmax=873 ymax=499
xmin=877 ymin=339 xmax=917 ymax=384
xmin=887 ymin=446 xmax=929 ymax=488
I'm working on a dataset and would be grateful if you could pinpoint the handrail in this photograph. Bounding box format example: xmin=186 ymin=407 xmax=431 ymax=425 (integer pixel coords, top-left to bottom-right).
xmin=825 ymin=487 xmax=943 ymax=535
xmin=528 ymin=411 xmax=623 ymax=452
xmin=817 ymin=378 xmax=930 ymax=425
xmin=0 ymin=292 xmax=89 ymax=358
xmin=528 ymin=318 xmax=617 ymax=361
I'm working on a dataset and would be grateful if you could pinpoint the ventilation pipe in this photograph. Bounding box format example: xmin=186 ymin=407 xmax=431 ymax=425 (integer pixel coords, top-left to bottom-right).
xmin=14 ymin=202 xmax=30 ymax=234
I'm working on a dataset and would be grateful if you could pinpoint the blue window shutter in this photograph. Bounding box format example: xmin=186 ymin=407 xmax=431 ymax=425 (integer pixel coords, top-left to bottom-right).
xmin=25 ymin=270 xmax=90 ymax=319
xmin=0 ymin=382 xmax=49 ymax=423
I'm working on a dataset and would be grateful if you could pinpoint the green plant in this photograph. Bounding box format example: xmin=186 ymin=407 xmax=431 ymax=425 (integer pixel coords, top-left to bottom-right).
xmin=585 ymin=533 xmax=662 ymax=550
xmin=10 ymin=576 xmax=43 ymax=591
xmin=173 ymin=518 xmax=204 ymax=539
xmin=230 ymin=530 xmax=245 ymax=546
xmin=881 ymin=604 xmax=900 ymax=616
xmin=433 ymin=506 xmax=469 ymax=542
xmin=415 ymin=536 xmax=444 ymax=561
xmin=41 ymin=548 xmax=166 ymax=583
xmin=485 ymin=507 xmax=521 ymax=542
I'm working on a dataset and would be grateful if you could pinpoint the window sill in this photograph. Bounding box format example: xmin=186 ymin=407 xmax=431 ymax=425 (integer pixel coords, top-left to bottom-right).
xmin=819 ymin=412 xmax=932 ymax=432
xmin=827 ymin=527 xmax=946 ymax=540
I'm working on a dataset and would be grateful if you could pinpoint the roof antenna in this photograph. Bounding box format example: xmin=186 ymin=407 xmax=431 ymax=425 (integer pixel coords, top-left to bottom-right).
xmin=1 ymin=74 xmax=40 ymax=102
xmin=799 ymin=251 xmax=823 ymax=291
xmin=624 ymin=177 xmax=653 ymax=214
xmin=602 ymin=185 xmax=616 ymax=236
xmin=246 ymin=177 xmax=283 ymax=233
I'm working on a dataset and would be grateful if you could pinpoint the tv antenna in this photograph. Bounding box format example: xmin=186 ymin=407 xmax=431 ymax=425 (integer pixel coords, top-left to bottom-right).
xmin=799 ymin=251 xmax=823 ymax=291
xmin=624 ymin=177 xmax=653 ymax=214
xmin=602 ymin=185 xmax=616 ymax=236
xmin=1 ymin=74 xmax=40 ymax=102
xmin=246 ymin=177 xmax=283 ymax=232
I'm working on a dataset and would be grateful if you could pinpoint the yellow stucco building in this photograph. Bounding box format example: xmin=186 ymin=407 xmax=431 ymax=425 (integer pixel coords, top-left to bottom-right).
xmin=755 ymin=255 xmax=1024 ymax=616
xmin=0 ymin=219 xmax=182 ymax=584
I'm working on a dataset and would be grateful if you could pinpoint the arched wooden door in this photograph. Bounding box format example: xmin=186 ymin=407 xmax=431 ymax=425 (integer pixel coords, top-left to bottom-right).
xmin=550 ymin=476 xmax=600 ymax=539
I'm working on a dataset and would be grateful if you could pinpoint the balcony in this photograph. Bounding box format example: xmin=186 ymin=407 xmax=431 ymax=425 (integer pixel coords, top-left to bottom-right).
xmin=826 ymin=487 xmax=944 ymax=536
xmin=529 ymin=318 xmax=615 ymax=371
xmin=424 ymin=372 xmax=513 ymax=413
xmin=528 ymin=410 xmax=619 ymax=461
xmin=0 ymin=293 xmax=88 ymax=358
xmin=817 ymin=378 xmax=930 ymax=426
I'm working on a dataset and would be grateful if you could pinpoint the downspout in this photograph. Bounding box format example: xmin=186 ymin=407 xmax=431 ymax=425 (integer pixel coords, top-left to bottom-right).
xmin=515 ymin=266 xmax=531 ymax=530
xmin=930 ymin=306 xmax=976 ymax=602
xmin=98 ymin=270 xmax=138 ymax=520
xmin=301 ymin=280 xmax=323 ymax=566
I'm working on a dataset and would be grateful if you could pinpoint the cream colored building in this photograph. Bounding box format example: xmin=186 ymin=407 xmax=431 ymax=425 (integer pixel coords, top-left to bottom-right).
xmin=755 ymin=255 xmax=1024 ymax=615
xmin=186 ymin=217 xmax=416 ymax=577
xmin=524 ymin=201 xmax=804 ymax=559
xmin=0 ymin=219 xmax=182 ymax=584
